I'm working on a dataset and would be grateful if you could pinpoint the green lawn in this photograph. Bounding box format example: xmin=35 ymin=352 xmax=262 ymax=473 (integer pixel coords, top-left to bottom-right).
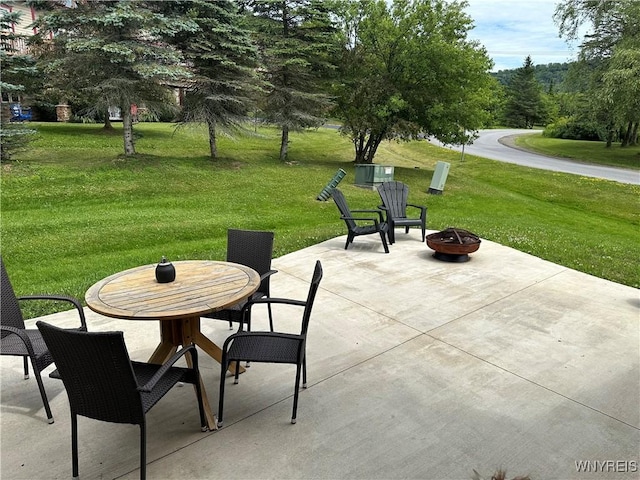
xmin=2 ymin=122 xmax=638 ymax=318
xmin=515 ymin=133 xmax=640 ymax=170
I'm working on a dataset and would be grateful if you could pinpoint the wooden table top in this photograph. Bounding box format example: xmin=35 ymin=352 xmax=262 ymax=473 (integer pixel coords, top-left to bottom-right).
xmin=85 ymin=260 xmax=260 ymax=321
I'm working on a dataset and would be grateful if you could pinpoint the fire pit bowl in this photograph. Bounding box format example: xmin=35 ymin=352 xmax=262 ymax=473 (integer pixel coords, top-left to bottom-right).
xmin=426 ymin=228 xmax=481 ymax=262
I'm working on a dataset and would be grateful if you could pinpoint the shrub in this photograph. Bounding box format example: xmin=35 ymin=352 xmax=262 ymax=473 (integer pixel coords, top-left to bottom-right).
xmin=543 ymin=116 xmax=603 ymax=141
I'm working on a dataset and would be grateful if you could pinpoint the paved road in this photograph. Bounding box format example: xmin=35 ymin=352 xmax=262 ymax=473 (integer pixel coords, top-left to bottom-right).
xmin=433 ymin=129 xmax=639 ymax=185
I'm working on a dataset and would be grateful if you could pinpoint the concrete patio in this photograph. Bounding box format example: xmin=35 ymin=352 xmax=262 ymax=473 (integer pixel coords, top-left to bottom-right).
xmin=1 ymin=230 xmax=638 ymax=479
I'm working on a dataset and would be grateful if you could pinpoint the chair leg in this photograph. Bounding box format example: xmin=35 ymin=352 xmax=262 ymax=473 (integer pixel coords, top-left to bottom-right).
xmin=188 ymin=350 xmax=207 ymax=432
xmin=302 ymin=355 xmax=307 ymax=389
xmin=218 ymin=358 xmax=227 ymax=428
xmin=31 ymin=357 xmax=54 ymax=424
xmin=344 ymin=234 xmax=352 ymax=250
xmin=71 ymin=412 xmax=79 ymax=478
xmin=291 ymin=363 xmax=303 ymax=424
xmin=244 ymin=315 xmax=251 ymax=369
xmin=267 ymin=302 xmax=274 ymax=332
xmin=23 ymin=356 xmax=29 ymax=379
xmin=140 ymin=421 xmax=146 ymax=480
xmin=379 ymin=230 xmax=389 ymax=253
xmin=234 ymin=361 xmax=240 ymax=384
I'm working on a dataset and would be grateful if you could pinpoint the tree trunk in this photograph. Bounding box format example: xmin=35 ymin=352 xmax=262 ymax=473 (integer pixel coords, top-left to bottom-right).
xmin=365 ymin=132 xmax=384 ymax=163
xmin=353 ymin=131 xmax=384 ymax=164
xmin=353 ymin=133 xmax=367 ymax=163
xmin=122 ymin=107 xmax=136 ymax=156
xmin=630 ymin=122 xmax=638 ymax=146
xmin=103 ymin=113 xmax=113 ymax=130
xmin=621 ymin=121 xmax=633 ymax=147
xmin=207 ymin=118 xmax=218 ymax=158
xmin=279 ymin=125 xmax=289 ymax=161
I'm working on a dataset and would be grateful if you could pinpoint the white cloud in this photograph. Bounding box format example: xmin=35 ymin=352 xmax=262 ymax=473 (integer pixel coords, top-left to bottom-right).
xmin=463 ymin=0 xmax=580 ymax=71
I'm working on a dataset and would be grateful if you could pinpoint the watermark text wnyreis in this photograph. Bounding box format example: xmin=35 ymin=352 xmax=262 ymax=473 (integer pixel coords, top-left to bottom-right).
xmin=575 ymin=460 xmax=638 ymax=473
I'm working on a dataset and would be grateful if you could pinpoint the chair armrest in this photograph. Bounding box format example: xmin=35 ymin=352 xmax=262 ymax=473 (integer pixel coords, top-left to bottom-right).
xmin=406 ymin=203 xmax=427 ymax=216
xmin=351 ymin=208 xmax=385 ymax=223
xmin=137 ymin=344 xmax=199 ymax=392
xmin=17 ymin=295 xmax=87 ymax=330
xmin=260 ymin=269 xmax=278 ymax=282
xmin=0 ymin=325 xmax=37 ymax=357
xmin=239 ymin=297 xmax=306 ymax=331
xmin=376 ymin=205 xmax=391 ymax=222
xmin=341 ymin=214 xmax=381 ymax=226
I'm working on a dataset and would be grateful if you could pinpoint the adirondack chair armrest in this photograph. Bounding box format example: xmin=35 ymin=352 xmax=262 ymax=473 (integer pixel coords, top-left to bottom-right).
xmin=341 ymin=214 xmax=382 ymax=227
xmin=351 ymin=209 xmax=385 ymax=222
xmin=406 ymin=203 xmax=427 ymax=217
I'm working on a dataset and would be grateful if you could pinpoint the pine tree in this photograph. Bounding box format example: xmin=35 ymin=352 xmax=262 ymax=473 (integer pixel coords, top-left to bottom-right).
xmin=1 ymin=7 xmax=38 ymax=161
xmin=247 ymin=0 xmax=338 ymax=161
xmin=32 ymin=0 xmax=198 ymax=156
xmin=504 ymin=56 xmax=543 ymax=128
xmin=158 ymin=0 xmax=260 ymax=159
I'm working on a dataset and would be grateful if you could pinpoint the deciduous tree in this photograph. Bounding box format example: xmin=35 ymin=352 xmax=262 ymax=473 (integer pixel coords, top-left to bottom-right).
xmin=333 ymin=0 xmax=493 ymax=164
xmin=554 ymin=0 xmax=639 ymax=146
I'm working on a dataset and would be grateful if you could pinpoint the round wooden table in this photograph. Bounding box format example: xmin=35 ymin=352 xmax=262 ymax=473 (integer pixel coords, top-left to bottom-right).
xmin=85 ymin=260 xmax=261 ymax=430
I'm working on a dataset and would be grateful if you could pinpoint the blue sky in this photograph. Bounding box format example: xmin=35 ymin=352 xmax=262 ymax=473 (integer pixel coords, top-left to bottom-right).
xmin=463 ymin=0 xmax=580 ymax=71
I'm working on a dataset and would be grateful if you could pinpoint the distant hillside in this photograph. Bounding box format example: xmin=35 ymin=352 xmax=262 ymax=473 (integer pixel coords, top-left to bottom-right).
xmin=492 ymin=62 xmax=571 ymax=92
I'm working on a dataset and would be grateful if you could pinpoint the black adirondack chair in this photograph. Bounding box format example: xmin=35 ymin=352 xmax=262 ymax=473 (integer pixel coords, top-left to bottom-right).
xmin=331 ymin=189 xmax=389 ymax=253
xmin=377 ymin=181 xmax=427 ymax=244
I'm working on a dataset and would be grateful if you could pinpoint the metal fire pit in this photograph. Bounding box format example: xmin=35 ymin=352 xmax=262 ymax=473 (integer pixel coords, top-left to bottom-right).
xmin=426 ymin=228 xmax=481 ymax=262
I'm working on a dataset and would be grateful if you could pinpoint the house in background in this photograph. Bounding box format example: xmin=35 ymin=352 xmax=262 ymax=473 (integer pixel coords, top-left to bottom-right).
xmin=2 ymin=1 xmax=185 ymax=123
xmin=1 ymin=1 xmax=75 ymax=122
xmin=1 ymin=2 xmax=46 ymax=120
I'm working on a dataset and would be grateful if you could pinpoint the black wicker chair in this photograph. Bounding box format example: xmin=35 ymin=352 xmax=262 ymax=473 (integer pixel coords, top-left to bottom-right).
xmin=377 ymin=181 xmax=427 ymax=244
xmin=218 ymin=260 xmax=323 ymax=427
xmin=36 ymin=321 xmax=207 ymax=480
xmin=0 ymin=257 xmax=87 ymax=424
xmin=331 ymin=188 xmax=389 ymax=253
xmin=202 ymin=229 xmax=278 ymax=331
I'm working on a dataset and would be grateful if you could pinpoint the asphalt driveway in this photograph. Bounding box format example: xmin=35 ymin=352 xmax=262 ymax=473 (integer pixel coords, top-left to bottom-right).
xmin=432 ymin=129 xmax=640 ymax=185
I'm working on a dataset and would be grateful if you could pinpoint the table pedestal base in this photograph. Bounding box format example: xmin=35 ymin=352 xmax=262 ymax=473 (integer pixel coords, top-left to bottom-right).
xmin=148 ymin=317 xmax=246 ymax=431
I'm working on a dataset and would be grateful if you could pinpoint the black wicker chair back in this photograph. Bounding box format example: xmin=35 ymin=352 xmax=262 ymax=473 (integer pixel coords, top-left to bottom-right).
xmin=218 ymin=260 xmax=323 ymax=427
xmin=331 ymin=189 xmax=389 ymax=253
xmin=36 ymin=321 xmax=206 ymax=480
xmin=203 ymin=229 xmax=278 ymax=330
xmin=1 ymin=259 xmax=26 ymax=332
xmin=0 ymin=257 xmax=86 ymax=424
xmin=377 ymin=181 xmax=427 ymax=243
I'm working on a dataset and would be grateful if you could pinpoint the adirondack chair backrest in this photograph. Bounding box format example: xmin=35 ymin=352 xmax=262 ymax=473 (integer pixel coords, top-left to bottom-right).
xmin=331 ymin=189 xmax=357 ymax=231
xmin=377 ymin=181 xmax=409 ymax=219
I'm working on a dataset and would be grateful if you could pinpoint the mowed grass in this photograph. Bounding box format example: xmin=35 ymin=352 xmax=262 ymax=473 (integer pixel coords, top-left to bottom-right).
xmin=2 ymin=122 xmax=638 ymax=318
xmin=515 ymin=132 xmax=640 ymax=169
